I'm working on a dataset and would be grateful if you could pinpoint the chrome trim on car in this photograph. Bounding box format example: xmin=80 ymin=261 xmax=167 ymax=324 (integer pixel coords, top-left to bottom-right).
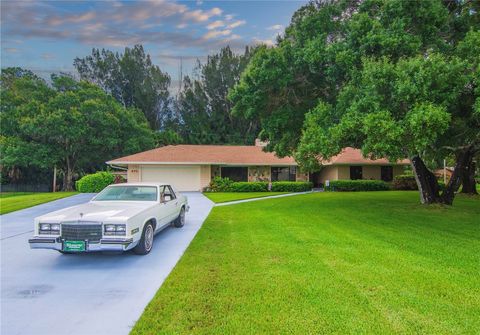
xmin=28 ymin=237 xmax=134 ymax=251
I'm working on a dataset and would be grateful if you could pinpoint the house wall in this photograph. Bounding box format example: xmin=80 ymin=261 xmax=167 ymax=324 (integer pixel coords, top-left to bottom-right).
xmin=200 ymin=165 xmax=211 ymax=189
xmin=127 ymin=165 xmax=141 ymax=182
xmin=315 ymin=164 xmax=408 ymax=184
xmin=317 ymin=166 xmax=338 ymax=184
xmin=337 ymin=166 xmax=350 ymax=180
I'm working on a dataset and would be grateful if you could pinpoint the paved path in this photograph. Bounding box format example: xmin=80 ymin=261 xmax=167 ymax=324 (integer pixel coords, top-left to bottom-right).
xmin=214 ymin=191 xmax=313 ymax=207
xmin=1 ymin=192 xmax=214 ymax=335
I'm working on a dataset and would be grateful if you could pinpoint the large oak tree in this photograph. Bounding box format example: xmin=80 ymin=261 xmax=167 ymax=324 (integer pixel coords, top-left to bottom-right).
xmin=1 ymin=69 xmax=154 ymax=190
xmin=231 ymin=0 xmax=479 ymax=204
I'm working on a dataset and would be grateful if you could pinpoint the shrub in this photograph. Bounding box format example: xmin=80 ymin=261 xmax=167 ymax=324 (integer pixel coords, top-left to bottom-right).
xmin=326 ymin=180 xmax=390 ymax=192
xmin=76 ymin=171 xmax=115 ymax=193
xmin=230 ymin=182 xmax=269 ymax=192
xmin=393 ymin=174 xmax=446 ymax=191
xmin=393 ymin=174 xmax=417 ymax=190
xmin=271 ymin=181 xmax=313 ymax=192
xmin=208 ymin=176 xmax=234 ymax=192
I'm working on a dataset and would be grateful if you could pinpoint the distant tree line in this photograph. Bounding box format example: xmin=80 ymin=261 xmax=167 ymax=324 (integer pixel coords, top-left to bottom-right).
xmin=1 ymin=45 xmax=258 ymax=190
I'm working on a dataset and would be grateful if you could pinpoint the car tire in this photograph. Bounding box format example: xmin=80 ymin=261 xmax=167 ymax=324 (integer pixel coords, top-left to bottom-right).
xmin=173 ymin=207 xmax=185 ymax=228
xmin=133 ymin=221 xmax=154 ymax=255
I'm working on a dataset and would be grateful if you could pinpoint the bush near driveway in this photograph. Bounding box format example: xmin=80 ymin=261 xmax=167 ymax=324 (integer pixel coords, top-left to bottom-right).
xmin=326 ymin=179 xmax=390 ymax=191
xmin=271 ymin=181 xmax=313 ymax=192
xmin=131 ymin=192 xmax=480 ymax=334
xmin=208 ymin=177 xmax=313 ymax=192
xmin=76 ymin=172 xmax=115 ymax=193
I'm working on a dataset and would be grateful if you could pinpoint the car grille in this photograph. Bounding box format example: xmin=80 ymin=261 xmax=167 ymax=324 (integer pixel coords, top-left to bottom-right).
xmin=61 ymin=222 xmax=102 ymax=242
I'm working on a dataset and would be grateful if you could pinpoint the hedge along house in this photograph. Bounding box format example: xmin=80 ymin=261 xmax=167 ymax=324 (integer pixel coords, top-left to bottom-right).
xmin=107 ymin=140 xmax=308 ymax=192
xmin=107 ymin=142 xmax=409 ymax=191
xmin=312 ymin=147 xmax=410 ymax=186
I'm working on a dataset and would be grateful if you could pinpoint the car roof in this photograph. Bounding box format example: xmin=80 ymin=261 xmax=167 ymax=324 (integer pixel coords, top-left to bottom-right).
xmin=108 ymin=182 xmax=170 ymax=187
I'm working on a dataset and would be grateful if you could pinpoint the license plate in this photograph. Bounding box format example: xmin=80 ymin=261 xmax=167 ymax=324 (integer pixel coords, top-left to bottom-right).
xmin=63 ymin=240 xmax=86 ymax=252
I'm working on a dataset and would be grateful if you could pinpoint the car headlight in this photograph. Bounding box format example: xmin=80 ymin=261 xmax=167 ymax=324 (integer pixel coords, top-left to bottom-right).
xmin=39 ymin=223 xmax=60 ymax=235
xmin=104 ymin=224 xmax=126 ymax=236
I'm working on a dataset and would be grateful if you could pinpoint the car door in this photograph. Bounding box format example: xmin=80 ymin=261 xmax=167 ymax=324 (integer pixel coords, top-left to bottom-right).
xmin=157 ymin=185 xmax=178 ymax=229
xmin=163 ymin=185 xmax=181 ymax=222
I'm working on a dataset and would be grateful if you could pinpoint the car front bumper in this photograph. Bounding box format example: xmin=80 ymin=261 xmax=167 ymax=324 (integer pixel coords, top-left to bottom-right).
xmin=28 ymin=237 xmax=135 ymax=252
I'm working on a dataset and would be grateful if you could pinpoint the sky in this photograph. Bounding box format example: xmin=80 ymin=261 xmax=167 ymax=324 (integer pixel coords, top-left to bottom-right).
xmin=1 ymin=0 xmax=307 ymax=90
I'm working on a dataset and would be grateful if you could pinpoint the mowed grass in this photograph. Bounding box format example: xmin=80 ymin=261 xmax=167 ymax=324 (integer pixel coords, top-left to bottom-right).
xmin=0 ymin=192 xmax=78 ymax=214
xmin=203 ymin=192 xmax=290 ymax=203
xmin=132 ymin=191 xmax=480 ymax=334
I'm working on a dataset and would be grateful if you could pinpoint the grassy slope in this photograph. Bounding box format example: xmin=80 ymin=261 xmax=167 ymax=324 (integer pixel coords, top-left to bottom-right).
xmin=0 ymin=192 xmax=78 ymax=215
xmin=203 ymin=192 xmax=290 ymax=203
xmin=132 ymin=191 xmax=480 ymax=334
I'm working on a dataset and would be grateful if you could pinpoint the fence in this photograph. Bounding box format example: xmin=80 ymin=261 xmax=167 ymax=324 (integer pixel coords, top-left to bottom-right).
xmin=0 ymin=184 xmax=51 ymax=192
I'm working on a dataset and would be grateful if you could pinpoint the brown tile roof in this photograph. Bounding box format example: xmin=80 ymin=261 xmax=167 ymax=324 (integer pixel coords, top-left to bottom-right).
xmin=108 ymin=145 xmax=409 ymax=166
xmin=320 ymin=147 xmax=410 ymax=165
xmin=107 ymin=145 xmax=297 ymax=166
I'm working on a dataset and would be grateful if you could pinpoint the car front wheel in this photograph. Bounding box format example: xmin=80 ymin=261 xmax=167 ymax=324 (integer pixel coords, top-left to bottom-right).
xmin=133 ymin=221 xmax=154 ymax=255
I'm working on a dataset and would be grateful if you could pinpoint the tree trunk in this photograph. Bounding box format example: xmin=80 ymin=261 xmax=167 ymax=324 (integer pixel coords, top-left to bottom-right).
xmin=410 ymin=156 xmax=442 ymax=204
xmin=460 ymin=159 xmax=478 ymax=195
xmin=62 ymin=158 xmax=74 ymax=191
xmin=441 ymin=146 xmax=474 ymax=205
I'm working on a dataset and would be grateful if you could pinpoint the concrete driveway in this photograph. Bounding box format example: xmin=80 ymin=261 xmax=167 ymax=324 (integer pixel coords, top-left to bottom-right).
xmin=1 ymin=192 xmax=214 ymax=335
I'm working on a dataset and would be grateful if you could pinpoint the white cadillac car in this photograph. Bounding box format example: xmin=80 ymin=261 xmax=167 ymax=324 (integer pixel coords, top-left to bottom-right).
xmin=28 ymin=183 xmax=189 ymax=255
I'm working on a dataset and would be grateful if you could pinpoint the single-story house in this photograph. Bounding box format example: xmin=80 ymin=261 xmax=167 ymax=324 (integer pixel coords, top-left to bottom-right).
xmin=107 ymin=141 xmax=409 ymax=191
xmin=313 ymin=147 xmax=410 ymax=186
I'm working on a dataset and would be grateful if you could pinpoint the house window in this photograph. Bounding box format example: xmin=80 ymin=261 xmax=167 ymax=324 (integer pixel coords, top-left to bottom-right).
xmin=381 ymin=166 xmax=393 ymax=182
xmin=271 ymin=166 xmax=296 ymax=182
xmin=221 ymin=167 xmax=248 ymax=182
xmin=350 ymin=166 xmax=363 ymax=180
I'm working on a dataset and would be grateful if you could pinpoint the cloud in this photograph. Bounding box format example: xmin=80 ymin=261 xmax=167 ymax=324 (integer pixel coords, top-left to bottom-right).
xmin=1 ymin=0 xmax=248 ymax=54
xmin=252 ymin=37 xmax=275 ymax=47
xmin=267 ymin=24 xmax=284 ymax=31
xmin=206 ymin=20 xmax=224 ymax=30
xmin=227 ymin=20 xmax=245 ymax=29
xmin=5 ymin=48 xmax=19 ymax=53
xmin=41 ymin=53 xmax=55 ymax=60
xmin=203 ymin=29 xmax=232 ymax=40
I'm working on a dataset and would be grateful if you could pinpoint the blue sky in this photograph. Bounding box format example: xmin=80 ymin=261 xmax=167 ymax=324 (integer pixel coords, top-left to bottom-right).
xmin=1 ymin=0 xmax=306 ymax=87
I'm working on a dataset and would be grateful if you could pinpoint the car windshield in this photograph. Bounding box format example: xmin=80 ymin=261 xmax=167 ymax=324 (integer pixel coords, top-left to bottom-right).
xmin=94 ymin=186 xmax=158 ymax=201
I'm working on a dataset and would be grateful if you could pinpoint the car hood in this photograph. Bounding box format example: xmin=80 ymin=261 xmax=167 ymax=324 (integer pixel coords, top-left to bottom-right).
xmin=36 ymin=201 xmax=156 ymax=223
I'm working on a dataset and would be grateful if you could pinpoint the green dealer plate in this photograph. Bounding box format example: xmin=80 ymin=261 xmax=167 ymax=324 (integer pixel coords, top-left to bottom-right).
xmin=64 ymin=240 xmax=86 ymax=252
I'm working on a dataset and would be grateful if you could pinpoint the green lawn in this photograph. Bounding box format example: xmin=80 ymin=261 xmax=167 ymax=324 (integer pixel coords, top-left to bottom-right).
xmin=203 ymin=192 xmax=290 ymax=203
xmin=0 ymin=192 xmax=78 ymax=215
xmin=132 ymin=191 xmax=480 ymax=334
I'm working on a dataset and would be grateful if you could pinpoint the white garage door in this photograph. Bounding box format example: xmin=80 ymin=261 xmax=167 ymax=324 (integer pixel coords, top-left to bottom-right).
xmin=141 ymin=165 xmax=201 ymax=191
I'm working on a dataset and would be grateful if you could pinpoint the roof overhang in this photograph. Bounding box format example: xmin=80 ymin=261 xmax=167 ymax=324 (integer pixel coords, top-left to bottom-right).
xmin=106 ymin=161 xmax=298 ymax=166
